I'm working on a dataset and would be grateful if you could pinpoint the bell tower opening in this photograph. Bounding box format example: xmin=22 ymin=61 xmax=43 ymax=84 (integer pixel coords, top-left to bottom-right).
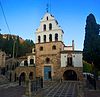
xmin=63 ymin=70 xmax=77 ymax=80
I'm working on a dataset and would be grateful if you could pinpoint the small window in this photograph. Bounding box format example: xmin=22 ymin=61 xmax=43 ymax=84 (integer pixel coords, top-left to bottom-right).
xmin=30 ymin=59 xmax=34 ymax=64
xmin=47 ymin=17 xmax=48 ymax=20
xmin=24 ymin=60 xmax=28 ymax=66
xmin=45 ymin=57 xmax=50 ymax=64
xmin=40 ymin=46 xmax=43 ymax=51
xmin=49 ymin=23 xmax=52 ymax=30
xmin=49 ymin=34 xmax=52 ymax=42
xmin=52 ymin=45 xmax=56 ymax=50
xmin=44 ymin=35 xmax=46 ymax=42
xmin=38 ymin=36 xmax=41 ymax=43
xmin=43 ymin=24 xmax=46 ymax=31
xmin=67 ymin=56 xmax=73 ymax=67
xmin=55 ymin=33 xmax=58 ymax=41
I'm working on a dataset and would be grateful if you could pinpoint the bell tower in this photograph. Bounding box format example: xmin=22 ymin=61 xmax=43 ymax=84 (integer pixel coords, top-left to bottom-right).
xmin=35 ymin=12 xmax=64 ymax=80
xmin=35 ymin=12 xmax=64 ymax=43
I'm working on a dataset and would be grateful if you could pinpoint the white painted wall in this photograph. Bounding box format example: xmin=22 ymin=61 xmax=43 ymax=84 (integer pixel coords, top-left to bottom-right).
xmin=61 ymin=53 xmax=83 ymax=67
xmin=20 ymin=61 xmax=24 ymax=66
xmin=73 ymin=53 xmax=83 ymax=67
xmin=20 ymin=55 xmax=35 ymax=67
xmin=27 ymin=55 xmax=35 ymax=66
xmin=64 ymin=46 xmax=73 ymax=51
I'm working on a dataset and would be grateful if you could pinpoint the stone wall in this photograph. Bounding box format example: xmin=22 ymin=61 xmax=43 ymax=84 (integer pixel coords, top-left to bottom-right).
xmin=54 ymin=67 xmax=83 ymax=81
xmin=14 ymin=66 xmax=35 ymax=80
xmin=35 ymin=41 xmax=64 ymax=79
xmin=35 ymin=41 xmax=83 ymax=81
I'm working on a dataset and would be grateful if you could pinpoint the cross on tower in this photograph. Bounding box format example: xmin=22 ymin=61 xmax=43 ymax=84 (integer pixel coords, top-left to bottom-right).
xmin=46 ymin=3 xmax=49 ymax=12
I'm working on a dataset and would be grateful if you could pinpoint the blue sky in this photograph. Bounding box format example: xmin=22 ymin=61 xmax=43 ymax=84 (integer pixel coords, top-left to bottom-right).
xmin=0 ymin=0 xmax=100 ymax=50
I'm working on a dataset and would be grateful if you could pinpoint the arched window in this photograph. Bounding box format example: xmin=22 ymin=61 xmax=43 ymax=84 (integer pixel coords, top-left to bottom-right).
xmin=47 ymin=16 xmax=48 ymax=20
xmin=49 ymin=34 xmax=52 ymax=42
xmin=67 ymin=54 xmax=73 ymax=67
xmin=30 ymin=59 xmax=34 ymax=64
xmin=43 ymin=24 xmax=46 ymax=31
xmin=40 ymin=46 xmax=43 ymax=51
xmin=55 ymin=33 xmax=58 ymax=41
xmin=49 ymin=23 xmax=52 ymax=30
xmin=52 ymin=45 xmax=56 ymax=50
xmin=24 ymin=60 xmax=28 ymax=66
xmin=38 ymin=36 xmax=41 ymax=43
xmin=44 ymin=35 xmax=46 ymax=42
xmin=45 ymin=57 xmax=50 ymax=64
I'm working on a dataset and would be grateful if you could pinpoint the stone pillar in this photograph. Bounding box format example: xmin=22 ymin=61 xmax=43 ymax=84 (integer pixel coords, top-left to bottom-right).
xmin=25 ymin=80 xmax=32 ymax=97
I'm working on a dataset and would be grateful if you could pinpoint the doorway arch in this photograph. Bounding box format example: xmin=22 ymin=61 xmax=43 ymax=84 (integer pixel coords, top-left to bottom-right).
xmin=19 ymin=72 xmax=26 ymax=82
xmin=63 ymin=70 xmax=77 ymax=80
xmin=29 ymin=72 xmax=33 ymax=80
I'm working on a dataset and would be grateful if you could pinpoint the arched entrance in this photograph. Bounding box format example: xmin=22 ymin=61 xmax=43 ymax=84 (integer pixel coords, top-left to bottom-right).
xmin=19 ymin=72 xmax=26 ymax=85
xmin=29 ymin=72 xmax=33 ymax=80
xmin=63 ymin=70 xmax=77 ymax=80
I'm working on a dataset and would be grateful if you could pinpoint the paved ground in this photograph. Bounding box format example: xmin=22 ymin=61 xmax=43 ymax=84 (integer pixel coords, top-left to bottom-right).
xmin=0 ymin=82 xmax=25 ymax=97
xmin=84 ymin=90 xmax=100 ymax=97
xmin=0 ymin=80 xmax=100 ymax=97
xmin=84 ymin=80 xmax=100 ymax=97
xmin=33 ymin=81 xmax=78 ymax=97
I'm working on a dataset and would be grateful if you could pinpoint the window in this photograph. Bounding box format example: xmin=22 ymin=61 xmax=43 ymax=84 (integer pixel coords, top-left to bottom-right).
xmin=47 ymin=16 xmax=48 ymax=20
xmin=30 ymin=59 xmax=34 ymax=64
xmin=45 ymin=57 xmax=50 ymax=64
xmin=67 ymin=56 xmax=73 ymax=67
xmin=40 ymin=46 xmax=43 ymax=51
xmin=24 ymin=60 xmax=28 ymax=66
xmin=52 ymin=45 xmax=56 ymax=50
xmin=43 ymin=24 xmax=46 ymax=31
xmin=38 ymin=36 xmax=41 ymax=43
xmin=44 ymin=35 xmax=46 ymax=42
xmin=55 ymin=33 xmax=58 ymax=41
xmin=49 ymin=34 xmax=52 ymax=42
xmin=49 ymin=23 xmax=52 ymax=30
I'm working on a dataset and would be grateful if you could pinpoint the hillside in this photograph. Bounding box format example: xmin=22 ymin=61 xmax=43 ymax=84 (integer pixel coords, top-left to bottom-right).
xmin=0 ymin=33 xmax=34 ymax=57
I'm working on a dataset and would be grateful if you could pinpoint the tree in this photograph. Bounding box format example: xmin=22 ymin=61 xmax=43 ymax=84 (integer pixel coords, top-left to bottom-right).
xmin=83 ymin=61 xmax=92 ymax=73
xmin=83 ymin=13 xmax=100 ymax=71
xmin=0 ymin=34 xmax=35 ymax=57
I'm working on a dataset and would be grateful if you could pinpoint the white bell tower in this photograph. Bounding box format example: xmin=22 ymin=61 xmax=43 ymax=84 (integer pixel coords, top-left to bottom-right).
xmin=35 ymin=12 xmax=64 ymax=43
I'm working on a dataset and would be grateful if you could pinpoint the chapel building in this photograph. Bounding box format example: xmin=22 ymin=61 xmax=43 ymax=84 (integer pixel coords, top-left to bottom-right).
xmin=33 ymin=12 xmax=83 ymax=81
xmin=14 ymin=12 xmax=83 ymax=81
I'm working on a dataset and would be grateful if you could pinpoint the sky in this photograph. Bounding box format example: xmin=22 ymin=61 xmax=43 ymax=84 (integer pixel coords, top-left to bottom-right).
xmin=0 ymin=0 xmax=100 ymax=50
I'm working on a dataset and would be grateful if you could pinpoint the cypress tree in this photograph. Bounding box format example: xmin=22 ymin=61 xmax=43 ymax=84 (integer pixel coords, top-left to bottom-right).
xmin=83 ymin=13 xmax=100 ymax=71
